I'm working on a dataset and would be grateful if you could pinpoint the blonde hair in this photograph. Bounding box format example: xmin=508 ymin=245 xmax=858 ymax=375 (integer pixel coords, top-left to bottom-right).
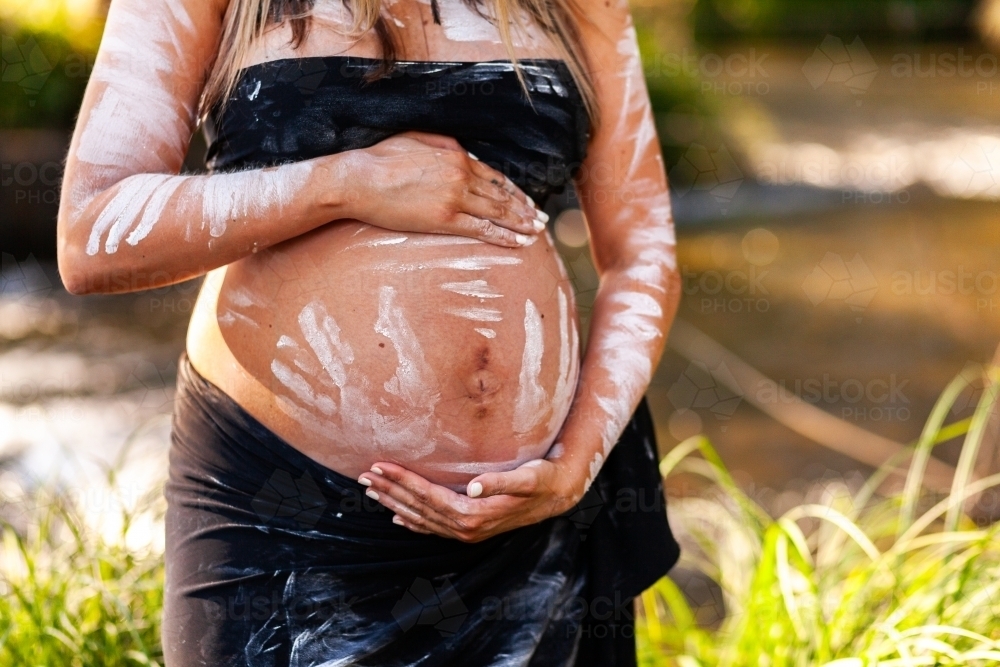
xmin=199 ymin=0 xmax=599 ymax=128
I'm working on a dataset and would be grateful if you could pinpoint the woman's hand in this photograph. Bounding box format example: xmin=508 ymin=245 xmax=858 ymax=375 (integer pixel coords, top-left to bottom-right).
xmin=357 ymin=455 xmax=585 ymax=543
xmin=347 ymin=131 xmax=548 ymax=248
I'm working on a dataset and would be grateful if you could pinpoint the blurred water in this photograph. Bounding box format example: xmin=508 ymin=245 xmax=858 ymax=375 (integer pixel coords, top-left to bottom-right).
xmin=0 ymin=256 xmax=190 ymax=547
xmin=3 ymin=44 xmax=1000 ymax=540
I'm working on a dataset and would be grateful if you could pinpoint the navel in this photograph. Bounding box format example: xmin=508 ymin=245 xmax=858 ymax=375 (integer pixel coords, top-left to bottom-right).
xmin=465 ymin=368 xmax=501 ymax=401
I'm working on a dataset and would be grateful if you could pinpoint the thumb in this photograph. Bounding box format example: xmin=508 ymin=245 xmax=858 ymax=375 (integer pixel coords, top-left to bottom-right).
xmin=467 ymin=460 xmax=546 ymax=499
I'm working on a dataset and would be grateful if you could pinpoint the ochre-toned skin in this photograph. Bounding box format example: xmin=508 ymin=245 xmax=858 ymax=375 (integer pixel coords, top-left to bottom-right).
xmin=57 ymin=0 xmax=680 ymax=542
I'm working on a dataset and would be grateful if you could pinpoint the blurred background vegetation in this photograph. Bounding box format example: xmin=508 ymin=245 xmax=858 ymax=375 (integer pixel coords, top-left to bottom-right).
xmin=3 ymin=0 xmax=1000 ymax=664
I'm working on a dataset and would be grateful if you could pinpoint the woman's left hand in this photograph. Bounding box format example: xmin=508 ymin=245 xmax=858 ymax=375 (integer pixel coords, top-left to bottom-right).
xmin=357 ymin=458 xmax=584 ymax=543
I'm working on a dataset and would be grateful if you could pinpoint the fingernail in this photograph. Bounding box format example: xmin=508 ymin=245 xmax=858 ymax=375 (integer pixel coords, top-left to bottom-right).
xmin=535 ymin=210 xmax=549 ymax=223
xmin=392 ymin=515 xmax=404 ymax=525
xmin=371 ymin=466 xmax=383 ymax=475
xmin=366 ymin=489 xmax=379 ymax=500
xmin=515 ymin=233 xmax=529 ymax=245
xmin=532 ymin=218 xmax=545 ymax=232
xmin=358 ymin=476 xmax=372 ymax=487
xmin=468 ymin=482 xmax=483 ymax=498
xmin=526 ymin=194 xmax=536 ymax=208
xmin=468 ymin=152 xmax=479 ymax=160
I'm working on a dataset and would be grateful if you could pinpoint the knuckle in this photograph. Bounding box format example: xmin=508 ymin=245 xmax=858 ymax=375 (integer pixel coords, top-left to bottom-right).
xmin=474 ymin=217 xmax=496 ymax=236
xmin=440 ymin=165 xmax=465 ymax=182
xmin=453 ymin=511 xmax=481 ymax=531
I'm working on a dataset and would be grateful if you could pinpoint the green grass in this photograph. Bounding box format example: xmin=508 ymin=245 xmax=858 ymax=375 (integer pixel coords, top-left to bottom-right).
xmin=3 ymin=368 xmax=999 ymax=665
xmin=0 ymin=471 xmax=165 ymax=666
xmin=638 ymin=365 xmax=1000 ymax=666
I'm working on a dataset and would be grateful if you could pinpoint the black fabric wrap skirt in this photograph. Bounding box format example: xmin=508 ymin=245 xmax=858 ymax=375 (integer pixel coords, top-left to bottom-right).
xmin=163 ymin=353 xmax=680 ymax=666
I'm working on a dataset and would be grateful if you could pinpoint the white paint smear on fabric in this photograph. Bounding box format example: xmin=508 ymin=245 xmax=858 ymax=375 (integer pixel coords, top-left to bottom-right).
xmin=474 ymin=328 xmax=496 ymax=339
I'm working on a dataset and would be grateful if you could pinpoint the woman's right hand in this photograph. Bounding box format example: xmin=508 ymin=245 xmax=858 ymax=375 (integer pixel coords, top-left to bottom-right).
xmin=346 ymin=131 xmax=549 ymax=248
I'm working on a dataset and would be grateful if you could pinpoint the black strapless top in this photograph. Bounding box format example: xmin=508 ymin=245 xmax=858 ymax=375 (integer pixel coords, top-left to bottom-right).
xmin=205 ymin=56 xmax=590 ymax=205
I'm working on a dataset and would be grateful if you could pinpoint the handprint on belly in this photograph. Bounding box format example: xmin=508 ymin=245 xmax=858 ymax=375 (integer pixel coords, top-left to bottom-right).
xmin=267 ymin=289 xmax=442 ymax=458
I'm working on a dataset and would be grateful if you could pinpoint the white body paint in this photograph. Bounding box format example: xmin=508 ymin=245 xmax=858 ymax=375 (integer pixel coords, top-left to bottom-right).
xmin=512 ymin=299 xmax=547 ymax=433
xmin=74 ymin=0 xmax=314 ymax=256
xmin=445 ymin=306 xmax=503 ymax=322
xmin=565 ymin=5 xmax=676 ymax=494
xmin=546 ymin=287 xmax=579 ymax=434
xmin=372 ymin=256 xmax=523 ymax=272
xmin=426 ymin=0 xmax=546 ymax=48
xmin=375 ymin=286 xmax=439 ymax=410
xmin=269 ymin=290 xmax=444 ymax=460
xmin=441 ymin=280 xmax=502 ymax=299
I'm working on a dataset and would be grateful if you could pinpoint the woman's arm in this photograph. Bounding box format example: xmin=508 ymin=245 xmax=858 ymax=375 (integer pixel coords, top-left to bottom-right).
xmin=59 ymin=0 xmax=545 ymax=295
xmin=540 ymin=0 xmax=680 ymax=494
xmin=358 ymin=0 xmax=679 ymax=541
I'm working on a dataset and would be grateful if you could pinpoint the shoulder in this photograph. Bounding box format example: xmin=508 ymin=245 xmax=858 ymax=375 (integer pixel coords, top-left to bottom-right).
xmin=574 ymin=0 xmax=633 ymax=32
xmin=571 ymin=0 xmax=635 ymax=65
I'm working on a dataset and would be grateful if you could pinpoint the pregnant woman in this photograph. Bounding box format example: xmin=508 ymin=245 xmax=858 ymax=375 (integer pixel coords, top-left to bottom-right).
xmin=57 ymin=0 xmax=681 ymax=663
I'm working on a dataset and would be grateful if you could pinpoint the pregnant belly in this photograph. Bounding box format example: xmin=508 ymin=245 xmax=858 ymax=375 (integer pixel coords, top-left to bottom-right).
xmin=215 ymin=221 xmax=580 ymax=490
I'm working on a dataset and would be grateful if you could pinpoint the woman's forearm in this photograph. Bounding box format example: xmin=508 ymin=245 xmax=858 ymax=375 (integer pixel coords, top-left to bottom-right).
xmin=549 ymin=229 xmax=680 ymax=495
xmin=58 ymin=154 xmax=359 ymax=295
